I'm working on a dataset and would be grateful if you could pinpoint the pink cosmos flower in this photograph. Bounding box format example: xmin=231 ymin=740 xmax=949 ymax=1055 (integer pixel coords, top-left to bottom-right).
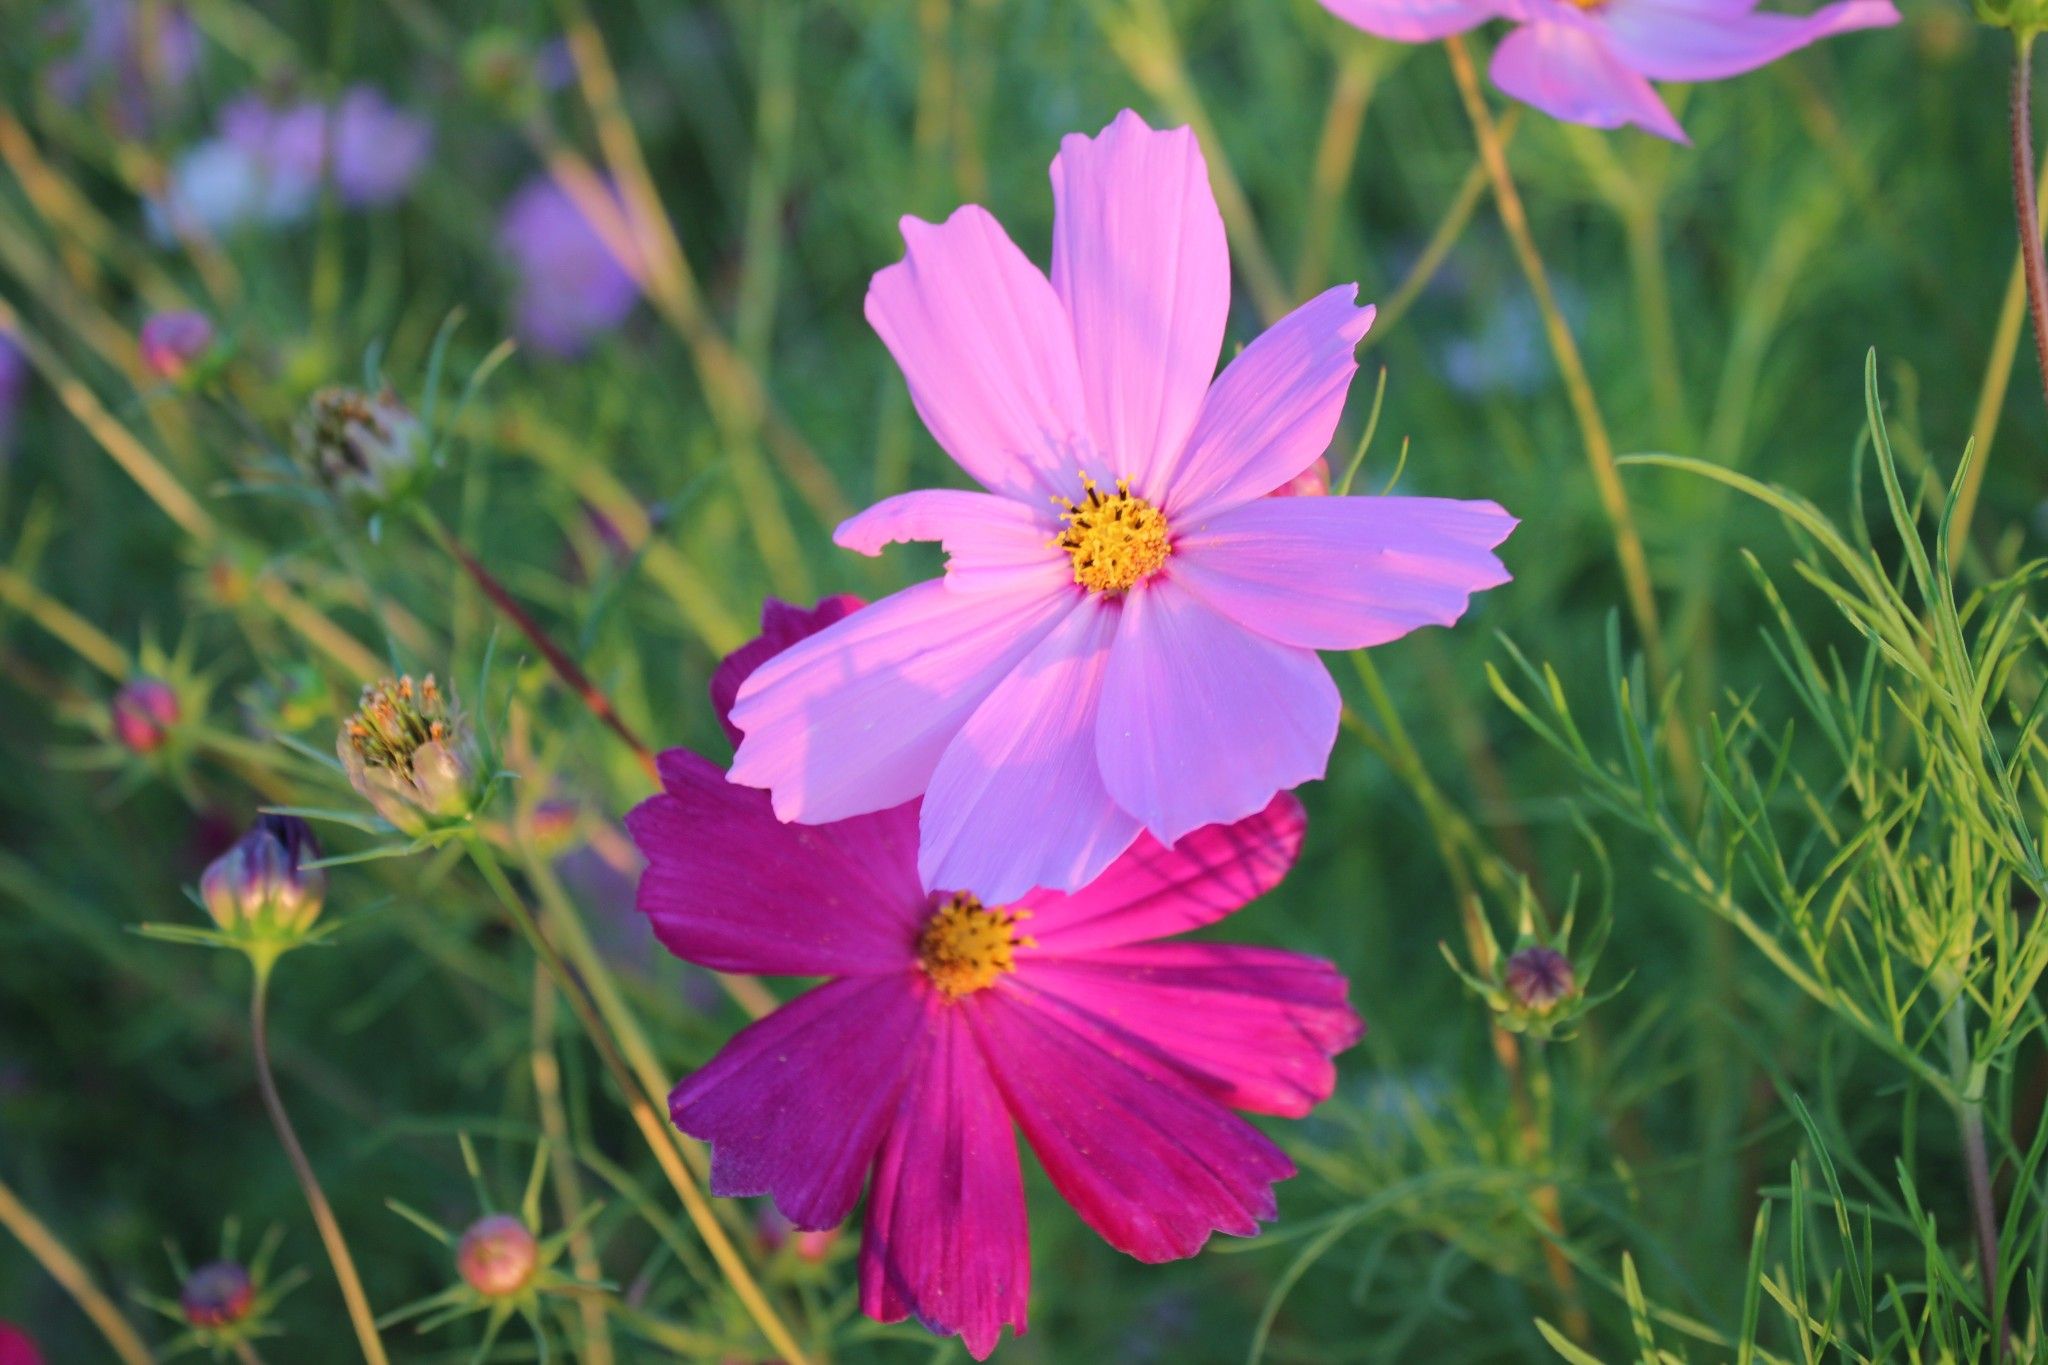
xmin=1317 ymin=0 xmax=1898 ymax=142
xmin=631 ymin=598 xmax=1363 ymax=1360
xmin=728 ymin=110 xmax=1515 ymax=902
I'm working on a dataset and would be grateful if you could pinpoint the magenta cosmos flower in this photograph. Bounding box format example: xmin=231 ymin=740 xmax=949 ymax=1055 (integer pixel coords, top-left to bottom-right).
xmin=632 ymin=597 xmax=1362 ymax=1359
xmin=730 ymin=110 xmax=1515 ymax=903
xmin=1318 ymin=0 xmax=1897 ymax=142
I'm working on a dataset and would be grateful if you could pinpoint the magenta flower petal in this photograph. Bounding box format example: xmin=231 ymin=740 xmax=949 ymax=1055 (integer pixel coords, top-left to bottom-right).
xmin=1049 ymin=110 xmax=1228 ymax=499
xmin=1171 ymin=495 xmax=1516 ymax=650
xmin=730 ymin=577 xmax=1077 ymax=823
xmin=1021 ymin=943 xmax=1362 ymax=1118
xmin=1163 ymin=287 xmax=1375 ymax=523
xmin=920 ymin=600 xmax=1140 ymax=901
xmin=1316 ymin=0 xmax=1523 ymax=40
xmin=1488 ymin=20 xmax=1690 ymax=143
xmin=835 ymin=490 xmax=1066 ymax=595
xmin=672 ymin=976 xmax=927 ymax=1228
xmin=1096 ymin=582 xmax=1339 ymax=846
xmin=973 ymin=985 xmax=1295 ymax=1261
xmin=1600 ymin=0 xmax=1899 ymax=82
xmin=710 ymin=595 xmax=864 ymax=746
xmin=627 ymin=750 xmax=924 ymax=976
xmin=1020 ymin=795 xmax=1305 ymax=955
xmin=865 ymin=206 xmax=1098 ymax=503
xmin=861 ymin=1004 xmax=1029 ymax=1360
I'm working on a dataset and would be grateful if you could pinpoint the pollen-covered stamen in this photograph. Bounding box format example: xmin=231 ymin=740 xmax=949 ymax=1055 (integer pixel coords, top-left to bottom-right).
xmin=343 ymin=673 xmax=452 ymax=774
xmin=917 ymin=892 xmax=1033 ymax=998
xmin=1055 ymin=475 xmax=1171 ymax=595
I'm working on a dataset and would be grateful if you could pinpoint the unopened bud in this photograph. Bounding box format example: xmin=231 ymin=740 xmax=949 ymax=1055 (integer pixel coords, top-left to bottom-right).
xmin=179 ymin=1260 xmax=254 ymax=1328
xmin=294 ymin=386 xmax=424 ymax=511
xmin=138 ymin=311 xmax=215 ymax=381
xmin=1504 ymin=946 xmax=1575 ymax=1013
xmin=199 ymin=815 xmax=325 ymax=935
xmin=338 ymin=674 xmax=481 ymax=834
xmin=112 ymin=677 xmax=180 ymax=753
xmin=457 ymin=1214 xmax=538 ymax=1298
xmin=1273 ymin=457 xmax=1331 ymax=498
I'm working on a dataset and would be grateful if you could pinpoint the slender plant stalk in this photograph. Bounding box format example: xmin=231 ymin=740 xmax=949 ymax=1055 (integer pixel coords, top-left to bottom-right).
xmin=2011 ymin=33 xmax=2048 ymax=422
xmin=0 ymin=1174 xmax=156 ymax=1365
xmin=248 ymin=959 xmax=389 ymax=1365
xmin=530 ymin=969 xmax=615 ymax=1365
xmin=1367 ymin=111 xmax=1522 ymax=344
xmin=463 ymin=839 xmax=811 ymax=1365
xmin=1944 ymin=991 xmax=2006 ymax=1356
xmin=1296 ymin=41 xmax=1381 ymax=299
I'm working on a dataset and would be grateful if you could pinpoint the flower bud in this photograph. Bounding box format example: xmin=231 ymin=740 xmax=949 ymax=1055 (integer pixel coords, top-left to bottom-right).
xmin=338 ymin=674 xmax=481 ymax=834
xmin=180 ymin=1260 xmax=254 ymax=1328
xmin=1503 ymin=946 xmax=1576 ymax=1013
xmin=1272 ymin=457 xmax=1331 ymax=498
xmin=758 ymin=1205 xmax=837 ymax=1262
xmin=111 ymin=676 xmax=180 ymax=753
xmin=199 ymin=815 xmax=325 ymax=935
xmin=457 ymin=1214 xmax=538 ymax=1298
xmin=138 ymin=311 xmax=215 ymax=381
xmin=294 ymin=386 xmax=424 ymax=511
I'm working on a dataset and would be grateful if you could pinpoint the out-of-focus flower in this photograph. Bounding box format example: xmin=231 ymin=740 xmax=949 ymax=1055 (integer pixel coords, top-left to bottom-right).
xmin=1273 ymin=457 xmax=1332 ymax=498
xmin=199 ymin=815 xmax=326 ymax=938
xmin=328 ymin=88 xmax=434 ymax=206
xmin=112 ymin=675 xmax=181 ymax=753
xmin=41 ymin=0 xmax=200 ymax=134
xmin=457 ymin=1214 xmax=539 ymax=1298
xmin=0 ymin=333 xmax=26 ymax=456
xmin=179 ymin=1260 xmax=254 ymax=1327
xmin=293 ymin=386 xmax=425 ymax=511
xmin=1317 ymin=0 xmax=1898 ymax=142
xmin=758 ymin=1204 xmax=839 ymax=1263
xmin=729 ymin=111 xmax=1514 ymax=902
xmin=631 ymin=598 xmax=1363 ymax=1360
xmin=139 ymin=310 xmax=215 ymax=381
xmin=339 ymin=674 xmax=482 ymax=835
xmin=0 ymin=1323 xmax=43 ymax=1365
xmin=497 ymin=174 xmax=642 ymax=357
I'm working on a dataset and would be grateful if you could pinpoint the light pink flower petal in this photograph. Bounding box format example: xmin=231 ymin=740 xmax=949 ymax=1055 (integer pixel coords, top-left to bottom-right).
xmin=711 ymin=596 xmax=864 ymax=747
xmin=730 ymin=578 xmax=1077 ymax=823
xmin=1049 ymin=110 xmax=1228 ymax=500
xmin=1170 ymin=495 xmax=1515 ymax=651
xmin=1489 ymin=20 xmax=1689 ymax=143
xmin=1600 ymin=0 xmax=1899 ymax=82
xmin=1020 ymin=943 xmax=1363 ymax=1118
xmin=1097 ymin=581 xmax=1339 ymax=847
xmin=627 ymin=749 xmax=924 ymax=976
xmin=862 ymin=999 xmax=1029 ymax=1360
xmin=835 ymin=489 xmax=1067 ymax=595
xmin=920 ymin=600 xmax=1141 ymax=901
xmin=1317 ymin=0 xmax=1521 ymax=40
xmin=671 ymin=976 xmax=927 ymax=1228
xmin=1163 ymin=287 xmax=1375 ymax=523
xmin=971 ymin=984 xmax=1295 ymax=1261
xmin=1018 ymin=795 xmax=1305 ymax=955
xmin=866 ymin=206 xmax=1096 ymax=503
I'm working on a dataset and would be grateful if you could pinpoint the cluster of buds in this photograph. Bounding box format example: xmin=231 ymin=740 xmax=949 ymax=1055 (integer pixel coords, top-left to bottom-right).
xmin=1441 ymin=886 xmax=1621 ymax=1042
xmin=339 ymin=674 xmax=483 ymax=836
xmin=293 ymin=385 xmax=425 ymax=513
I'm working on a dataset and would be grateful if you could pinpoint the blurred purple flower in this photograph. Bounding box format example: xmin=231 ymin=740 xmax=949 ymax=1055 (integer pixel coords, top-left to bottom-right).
xmin=330 ymin=88 xmax=434 ymax=206
xmin=42 ymin=0 xmax=199 ymax=133
xmin=139 ymin=309 xmax=214 ymax=380
xmin=497 ymin=175 xmax=642 ymax=357
xmin=0 ymin=334 xmax=25 ymax=456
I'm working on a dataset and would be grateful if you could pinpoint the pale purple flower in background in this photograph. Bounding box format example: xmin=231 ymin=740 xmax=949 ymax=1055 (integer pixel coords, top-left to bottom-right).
xmin=139 ymin=310 xmax=214 ymax=380
xmin=497 ymin=175 xmax=643 ymax=357
xmin=41 ymin=0 xmax=200 ymax=133
xmin=1318 ymin=0 xmax=1899 ymax=142
xmin=0 ymin=335 xmax=25 ymax=457
xmin=329 ymin=88 xmax=434 ymax=206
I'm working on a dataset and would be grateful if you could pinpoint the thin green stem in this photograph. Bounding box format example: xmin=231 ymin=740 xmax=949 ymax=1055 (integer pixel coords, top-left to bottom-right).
xmin=0 ymin=1174 xmax=155 ymax=1365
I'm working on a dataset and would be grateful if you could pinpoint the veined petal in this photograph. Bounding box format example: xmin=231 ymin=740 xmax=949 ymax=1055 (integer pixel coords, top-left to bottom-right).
xmin=1599 ymin=0 xmax=1899 ymax=82
xmin=1318 ymin=0 xmax=1523 ymax=40
xmin=1097 ymin=580 xmax=1339 ymax=847
xmin=1050 ymin=110 xmax=1228 ymax=500
xmin=920 ymin=600 xmax=1141 ymax=901
xmin=711 ymin=596 xmax=864 ymax=747
xmin=1489 ymin=20 xmax=1689 ymax=143
xmin=1171 ymin=495 xmax=1515 ymax=651
xmin=835 ymin=490 xmax=1067 ymax=595
xmin=730 ymin=578 xmax=1075 ymax=824
xmin=1020 ymin=943 xmax=1363 ymax=1118
xmin=866 ymin=206 xmax=1097 ymax=503
xmin=671 ymin=976 xmax=927 ymax=1229
xmin=1018 ymin=795 xmax=1305 ymax=955
xmin=1162 ymin=287 xmax=1375 ymax=523
xmin=862 ymin=999 xmax=1029 ymax=1361
xmin=971 ymin=983 xmax=1295 ymax=1262
xmin=627 ymin=749 xmax=924 ymax=977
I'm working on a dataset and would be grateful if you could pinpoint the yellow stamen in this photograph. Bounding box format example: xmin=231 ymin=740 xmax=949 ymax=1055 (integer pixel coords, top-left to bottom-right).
xmin=917 ymin=893 xmax=1033 ymax=998
xmin=1055 ymin=475 xmax=1171 ymax=595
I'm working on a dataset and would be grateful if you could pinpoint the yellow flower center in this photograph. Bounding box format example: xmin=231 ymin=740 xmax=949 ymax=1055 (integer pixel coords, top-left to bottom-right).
xmin=1056 ymin=476 xmax=1172 ymax=595
xmin=917 ymin=893 xmax=1032 ymax=998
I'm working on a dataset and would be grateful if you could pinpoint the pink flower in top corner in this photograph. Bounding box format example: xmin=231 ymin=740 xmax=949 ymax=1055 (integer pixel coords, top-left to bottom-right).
xmin=728 ymin=110 xmax=1515 ymax=902
xmin=1318 ymin=0 xmax=1898 ymax=142
xmin=630 ymin=599 xmax=1363 ymax=1361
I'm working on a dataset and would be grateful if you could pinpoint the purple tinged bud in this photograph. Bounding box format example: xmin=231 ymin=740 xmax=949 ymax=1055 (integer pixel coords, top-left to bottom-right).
xmin=457 ymin=1214 xmax=538 ymax=1298
xmin=179 ymin=1260 xmax=254 ymax=1328
xmin=199 ymin=815 xmax=325 ymax=935
xmin=1504 ymin=946 xmax=1576 ymax=1013
xmin=138 ymin=310 xmax=214 ymax=380
xmin=111 ymin=676 xmax=180 ymax=753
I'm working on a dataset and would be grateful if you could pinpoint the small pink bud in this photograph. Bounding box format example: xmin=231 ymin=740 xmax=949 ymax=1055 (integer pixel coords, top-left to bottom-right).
xmin=1273 ymin=457 xmax=1331 ymax=498
xmin=0 ymin=1323 xmax=44 ymax=1365
xmin=138 ymin=311 xmax=215 ymax=380
xmin=112 ymin=677 xmax=180 ymax=753
xmin=758 ymin=1204 xmax=838 ymax=1262
xmin=180 ymin=1260 xmax=254 ymax=1328
xmin=1504 ymin=946 xmax=1576 ymax=1013
xmin=457 ymin=1214 xmax=538 ymax=1298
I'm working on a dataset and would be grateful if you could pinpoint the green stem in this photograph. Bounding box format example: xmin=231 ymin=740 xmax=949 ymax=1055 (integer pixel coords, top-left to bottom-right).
xmin=1943 ymin=987 xmax=2005 ymax=1355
